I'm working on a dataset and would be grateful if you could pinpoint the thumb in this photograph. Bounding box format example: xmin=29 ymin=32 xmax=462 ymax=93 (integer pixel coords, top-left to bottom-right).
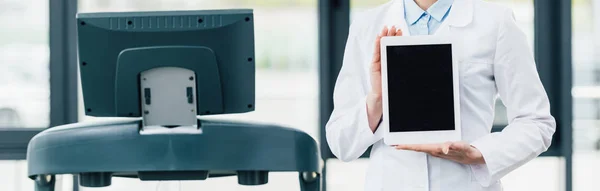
xmin=442 ymin=142 xmax=452 ymax=154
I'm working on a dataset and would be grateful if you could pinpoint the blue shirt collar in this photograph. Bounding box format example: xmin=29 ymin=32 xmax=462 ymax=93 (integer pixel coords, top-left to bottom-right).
xmin=404 ymin=0 xmax=453 ymax=25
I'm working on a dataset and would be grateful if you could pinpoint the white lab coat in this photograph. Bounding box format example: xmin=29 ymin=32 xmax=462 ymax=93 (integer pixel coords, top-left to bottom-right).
xmin=325 ymin=0 xmax=556 ymax=190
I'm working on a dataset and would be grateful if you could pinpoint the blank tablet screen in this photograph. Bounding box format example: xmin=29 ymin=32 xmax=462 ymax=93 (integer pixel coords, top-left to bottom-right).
xmin=386 ymin=44 xmax=455 ymax=132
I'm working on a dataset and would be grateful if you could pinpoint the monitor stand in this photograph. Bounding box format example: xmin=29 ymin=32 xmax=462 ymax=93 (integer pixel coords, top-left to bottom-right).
xmin=139 ymin=67 xmax=201 ymax=135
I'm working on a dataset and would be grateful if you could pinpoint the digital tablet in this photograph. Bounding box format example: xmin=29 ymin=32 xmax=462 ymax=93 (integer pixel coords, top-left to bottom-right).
xmin=380 ymin=35 xmax=461 ymax=145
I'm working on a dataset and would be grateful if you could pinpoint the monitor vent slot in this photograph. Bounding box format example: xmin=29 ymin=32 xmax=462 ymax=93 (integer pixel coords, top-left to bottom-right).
xmin=108 ymin=15 xmax=223 ymax=30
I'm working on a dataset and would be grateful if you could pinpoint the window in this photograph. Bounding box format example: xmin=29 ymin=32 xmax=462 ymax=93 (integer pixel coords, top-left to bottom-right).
xmin=78 ymin=0 xmax=318 ymax=190
xmin=0 ymin=0 xmax=51 ymax=190
xmin=572 ymin=0 xmax=600 ymax=190
xmin=0 ymin=0 xmax=50 ymax=128
xmin=0 ymin=161 xmax=33 ymax=191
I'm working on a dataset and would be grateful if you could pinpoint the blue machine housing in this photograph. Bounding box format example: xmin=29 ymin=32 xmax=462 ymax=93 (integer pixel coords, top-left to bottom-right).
xmin=27 ymin=118 xmax=320 ymax=186
xmin=77 ymin=10 xmax=256 ymax=117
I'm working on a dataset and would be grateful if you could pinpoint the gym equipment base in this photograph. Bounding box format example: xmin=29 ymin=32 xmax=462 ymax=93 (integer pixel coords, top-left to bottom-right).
xmin=27 ymin=118 xmax=321 ymax=191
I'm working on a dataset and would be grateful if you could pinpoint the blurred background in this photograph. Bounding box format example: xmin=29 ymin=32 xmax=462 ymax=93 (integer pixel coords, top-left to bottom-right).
xmin=0 ymin=0 xmax=592 ymax=190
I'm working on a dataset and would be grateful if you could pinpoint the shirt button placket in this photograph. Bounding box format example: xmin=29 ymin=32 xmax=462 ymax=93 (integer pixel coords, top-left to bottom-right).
xmin=421 ymin=14 xmax=429 ymax=35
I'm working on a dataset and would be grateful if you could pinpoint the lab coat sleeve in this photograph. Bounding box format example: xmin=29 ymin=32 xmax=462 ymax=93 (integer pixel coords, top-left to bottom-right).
xmin=325 ymin=25 xmax=385 ymax=162
xmin=469 ymin=9 xmax=557 ymax=187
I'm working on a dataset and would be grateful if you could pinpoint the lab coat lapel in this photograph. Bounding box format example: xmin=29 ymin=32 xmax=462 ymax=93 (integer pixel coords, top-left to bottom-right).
xmin=434 ymin=0 xmax=474 ymax=36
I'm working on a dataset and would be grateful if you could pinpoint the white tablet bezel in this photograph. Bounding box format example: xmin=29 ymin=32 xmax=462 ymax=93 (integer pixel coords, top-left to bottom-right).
xmin=380 ymin=35 xmax=461 ymax=145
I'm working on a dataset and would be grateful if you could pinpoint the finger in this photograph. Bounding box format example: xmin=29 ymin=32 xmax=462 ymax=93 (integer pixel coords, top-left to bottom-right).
xmin=395 ymin=144 xmax=416 ymax=150
xmin=380 ymin=26 xmax=389 ymax=36
xmin=396 ymin=144 xmax=438 ymax=153
xmin=449 ymin=142 xmax=469 ymax=152
xmin=396 ymin=29 xmax=403 ymax=36
xmin=442 ymin=142 xmax=452 ymax=155
xmin=430 ymin=152 xmax=450 ymax=159
xmin=395 ymin=144 xmax=418 ymax=151
xmin=372 ymin=26 xmax=387 ymax=62
xmin=430 ymin=151 xmax=459 ymax=160
xmin=445 ymin=150 xmax=465 ymax=160
xmin=387 ymin=26 xmax=397 ymax=36
xmin=372 ymin=38 xmax=381 ymax=63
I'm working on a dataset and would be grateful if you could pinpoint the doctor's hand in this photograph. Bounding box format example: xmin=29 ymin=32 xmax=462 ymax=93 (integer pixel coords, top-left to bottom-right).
xmin=394 ymin=142 xmax=486 ymax=165
xmin=367 ymin=26 xmax=403 ymax=132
